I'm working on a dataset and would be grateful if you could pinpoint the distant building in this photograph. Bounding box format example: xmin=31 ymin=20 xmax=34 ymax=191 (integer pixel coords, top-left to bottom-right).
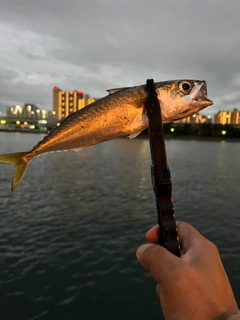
xmin=215 ymin=111 xmax=232 ymax=125
xmin=53 ymin=86 xmax=96 ymax=120
xmin=214 ymin=109 xmax=240 ymax=125
xmin=231 ymin=108 xmax=240 ymax=125
xmin=6 ymin=105 xmax=23 ymax=118
xmin=22 ymin=104 xmax=39 ymax=118
xmin=179 ymin=113 xmax=211 ymax=124
xmin=6 ymin=104 xmax=57 ymax=121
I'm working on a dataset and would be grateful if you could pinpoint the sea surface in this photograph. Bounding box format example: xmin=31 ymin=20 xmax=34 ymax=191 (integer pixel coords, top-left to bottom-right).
xmin=0 ymin=132 xmax=240 ymax=320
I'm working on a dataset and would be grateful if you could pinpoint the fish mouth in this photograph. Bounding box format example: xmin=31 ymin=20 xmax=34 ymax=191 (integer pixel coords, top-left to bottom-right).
xmin=191 ymin=81 xmax=213 ymax=106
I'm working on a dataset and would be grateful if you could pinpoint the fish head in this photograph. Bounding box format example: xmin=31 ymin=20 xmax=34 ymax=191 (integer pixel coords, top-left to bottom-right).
xmin=155 ymin=80 xmax=213 ymax=123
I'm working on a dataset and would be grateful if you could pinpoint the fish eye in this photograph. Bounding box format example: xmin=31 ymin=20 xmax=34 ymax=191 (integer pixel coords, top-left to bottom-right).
xmin=179 ymin=81 xmax=192 ymax=94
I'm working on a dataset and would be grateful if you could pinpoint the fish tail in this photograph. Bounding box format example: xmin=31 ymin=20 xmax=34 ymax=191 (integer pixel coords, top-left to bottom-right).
xmin=0 ymin=152 xmax=30 ymax=191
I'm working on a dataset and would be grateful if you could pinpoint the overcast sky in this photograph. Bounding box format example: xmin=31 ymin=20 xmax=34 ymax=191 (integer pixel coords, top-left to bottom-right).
xmin=0 ymin=0 xmax=240 ymax=118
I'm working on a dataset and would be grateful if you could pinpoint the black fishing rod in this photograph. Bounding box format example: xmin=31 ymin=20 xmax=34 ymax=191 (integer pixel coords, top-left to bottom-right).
xmin=145 ymin=79 xmax=180 ymax=257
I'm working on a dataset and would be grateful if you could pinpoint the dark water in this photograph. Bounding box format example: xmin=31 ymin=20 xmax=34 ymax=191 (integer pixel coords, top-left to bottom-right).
xmin=0 ymin=132 xmax=240 ymax=320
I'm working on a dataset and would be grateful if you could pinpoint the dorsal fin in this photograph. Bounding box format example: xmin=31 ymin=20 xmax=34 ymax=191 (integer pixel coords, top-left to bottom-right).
xmin=106 ymin=87 xmax=131 ymax=95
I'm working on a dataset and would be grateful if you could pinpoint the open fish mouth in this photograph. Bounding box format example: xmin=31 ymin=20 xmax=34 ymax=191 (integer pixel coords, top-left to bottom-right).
xmin=191 ymin=81 xmax=213 ymax=104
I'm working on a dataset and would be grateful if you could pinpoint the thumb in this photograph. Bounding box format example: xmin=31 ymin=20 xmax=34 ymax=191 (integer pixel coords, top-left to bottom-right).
xmin=136 ymin=243 xmax=181 ymax=284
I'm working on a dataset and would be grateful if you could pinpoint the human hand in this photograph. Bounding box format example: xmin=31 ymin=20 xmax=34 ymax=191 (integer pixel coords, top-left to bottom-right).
xmin=136 ymin=222 xmax=239 ymax=320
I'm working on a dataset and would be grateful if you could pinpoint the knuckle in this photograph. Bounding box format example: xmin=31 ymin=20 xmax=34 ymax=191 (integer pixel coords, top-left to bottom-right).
xmin=203 ymin=239 xmax=220 ymax=257
xmin=208 ymin=241 xmax=219 ymax=255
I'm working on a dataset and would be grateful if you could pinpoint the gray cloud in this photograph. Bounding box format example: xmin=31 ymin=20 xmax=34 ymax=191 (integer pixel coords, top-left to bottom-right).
xmin=0 ymin=0 xmax=240 ymax=118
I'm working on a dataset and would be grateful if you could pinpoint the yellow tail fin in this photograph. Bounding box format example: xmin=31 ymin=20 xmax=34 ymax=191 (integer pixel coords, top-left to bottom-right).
xmin=0 ymin=152 xmax=29 ymax=191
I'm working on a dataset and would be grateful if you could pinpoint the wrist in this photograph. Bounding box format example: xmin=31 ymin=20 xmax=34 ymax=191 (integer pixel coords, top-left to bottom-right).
xmin=226 ymin=311 xmax=240 ymax=320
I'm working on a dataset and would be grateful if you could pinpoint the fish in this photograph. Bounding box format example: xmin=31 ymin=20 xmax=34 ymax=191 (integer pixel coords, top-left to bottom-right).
xmin=0 ymin=79 xmax=213 ymax=191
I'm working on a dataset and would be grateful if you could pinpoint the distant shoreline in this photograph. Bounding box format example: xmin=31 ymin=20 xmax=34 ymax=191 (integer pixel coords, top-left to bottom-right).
xmin=139 ymin=132 xmax=240 ymax=142
xmin=0 ymin=128 xmax=46 ymax=134
xmin=163 ymin=135 xmax=240 ymax=142
xmin=0 ymin=128 xmax=240 ymax=142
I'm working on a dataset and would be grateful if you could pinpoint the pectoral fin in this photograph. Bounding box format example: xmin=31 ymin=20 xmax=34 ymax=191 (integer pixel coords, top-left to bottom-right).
xmin=127 ymin=130 xmax=143 ymax=139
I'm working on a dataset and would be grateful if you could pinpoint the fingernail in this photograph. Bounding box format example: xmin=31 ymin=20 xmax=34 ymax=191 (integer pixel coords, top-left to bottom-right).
xmin=136 ymin=244 xmax=152 ymax=259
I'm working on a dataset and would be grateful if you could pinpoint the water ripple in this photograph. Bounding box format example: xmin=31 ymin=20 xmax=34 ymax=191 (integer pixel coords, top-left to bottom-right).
xmin=0 ymin=134 xmax=240 ymax=320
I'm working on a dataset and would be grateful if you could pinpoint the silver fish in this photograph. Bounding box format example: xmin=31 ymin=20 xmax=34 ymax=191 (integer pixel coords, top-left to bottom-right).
xmin=0 ymin=79 xmax=213 ymax=191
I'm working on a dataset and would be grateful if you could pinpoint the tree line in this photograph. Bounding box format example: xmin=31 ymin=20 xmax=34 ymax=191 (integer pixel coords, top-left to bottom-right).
xmin=162 ymin=123 xmax=240 ymax=138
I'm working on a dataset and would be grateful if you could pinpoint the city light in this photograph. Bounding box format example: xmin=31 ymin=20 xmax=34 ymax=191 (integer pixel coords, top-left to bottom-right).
xmin=170 ymin=128 xmax=175 ymax=132
xmin=222 ymin=130 xmax=227 ymax=135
